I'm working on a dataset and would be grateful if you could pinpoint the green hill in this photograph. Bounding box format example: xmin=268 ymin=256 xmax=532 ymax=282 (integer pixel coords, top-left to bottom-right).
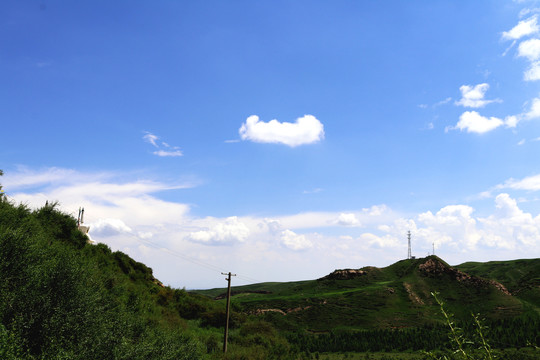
xmin=195 ymin=256 xmax=538 ymax=332
xmin=456 ymin=258 xmax=540 ymax=309
xmin=0 ymin=197 xmax=301 ymax=359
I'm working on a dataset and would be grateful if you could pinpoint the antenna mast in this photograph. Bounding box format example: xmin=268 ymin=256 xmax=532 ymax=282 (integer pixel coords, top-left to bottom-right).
xmin=407 ymin=231 xmax=412 ymax=259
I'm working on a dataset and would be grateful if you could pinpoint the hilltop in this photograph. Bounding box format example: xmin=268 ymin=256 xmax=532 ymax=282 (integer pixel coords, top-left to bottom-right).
xmin=195 ymin=256 xmax=539 ymax=332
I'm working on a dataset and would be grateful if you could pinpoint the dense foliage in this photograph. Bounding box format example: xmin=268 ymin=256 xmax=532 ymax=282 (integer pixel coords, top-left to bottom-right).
xmin=0 ymin=200 xmax=203 ymax=359
xmin=0 ymin=186 xmax=297 ymax=359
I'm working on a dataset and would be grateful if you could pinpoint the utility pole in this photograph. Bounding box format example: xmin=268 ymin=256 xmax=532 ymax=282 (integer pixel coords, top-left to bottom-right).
xmin=222 ymin=271 xmax=236 ymax=353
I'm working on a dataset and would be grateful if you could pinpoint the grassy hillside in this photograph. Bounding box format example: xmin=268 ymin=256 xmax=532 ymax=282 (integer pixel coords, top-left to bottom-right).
xmin=0 ymin=197 xmax=299 ymax=359
xmin=456 ymin=258 xmax=540 ymax=311
xmin=196 ymin=256 xmax=537 ymax=333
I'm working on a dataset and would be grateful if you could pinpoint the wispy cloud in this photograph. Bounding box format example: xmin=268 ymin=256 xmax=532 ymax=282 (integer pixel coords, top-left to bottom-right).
xmin=143 ymin=132 xmax=183 ymax=157
xmin=434 ymin=97 xmax=452 ymax=107
xmin=497 ymin=173 xmax=540 ymax=191
xmin=143 ymin=132 xmax=159 ymax=147
xmin=418 ymin=97 xmax=452 ymax=109
xmin=153 ymin=149 xmax=183 ymax=157
xmin=239 ymin=115 xmax=325 ymax=147
xmin=303 ymin=188 xmax=323 ymax=194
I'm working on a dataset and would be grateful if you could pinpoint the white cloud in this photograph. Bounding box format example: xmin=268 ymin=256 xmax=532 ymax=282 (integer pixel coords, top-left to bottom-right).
xmin=143 ymin=132 xmax=159 ymax=147
xmin=2 ymin=166 xmax=107 ymax=190
xmin=518 ymin=38 xmax=540 ymax=61
xmin=451 ymin=94 xmax=540 ymax=135
xmin=153 ymin=150 xmax=183 ymax=157
xmin=519 ymin=8 xmax=540 ymax=19
xmin=359 ymin=233 xmax=401 ymax=248
xmin=498 ymin=173 xmax=540 ymax=191
xmin=356 ymin=194 xmax=540 ymax=255
xmin=144 ymin=132 xmax=183 ymax=157
xmin=335 ymin=213 xmax=360 ymax=226
xmin=478 ymin=194 xmax=540 ymax=248
xmin=186 ymin=216 xmax=250 ymax=244
xmin=90 ymin=218 xmax=132 ymax=237
xmin=451 ymin=111 xmax=504 ymax=133
xmin=525 ymin=96 xmax=540 ymax=118
xmin=5 ymin=168 xmax=192 ymax=227
xmin=502 ymin=15 xmax=539 ymax=40
xmin=455 ymin=83 xmax=500 ymax=108
xmin=5 ymin=166 xmax=540 ymax=289
xmin=434 ymin=97 xmax=452 ymax=107
xmin=280 ymin=229 xmax=312 ymax=250
xmin=524 ymin=62 xmax=540 ymax=80
xmin=239 ymin=115 xmax=324 ymax=147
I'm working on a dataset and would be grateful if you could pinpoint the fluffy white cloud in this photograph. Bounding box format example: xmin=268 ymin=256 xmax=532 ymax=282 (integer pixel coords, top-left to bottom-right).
xmin=186 ymin=216 xmax=250 ymax=244
xmin=418 ymin=205 xmax=481 ymax=249
xmin=524 ymin=62 xmax=540 ymax=81
xmin=525 ymin=96 xmax=540 ymax=118
xmin=502 ymin=15 xmax=539 ymax=40
xmin=239 ymin=115 xmax=324 ymax=147
xmin=479 ymin=194 xmax=540 ymax=248
xmin=361 ymin=195 xmax=540 ymax=254
xmin=518 ymin=38 xmax=540 ymax=61
xmin=455 ymin=83 xmax=500 ymax=108
xmin=280 ymin=229 xmax=312 ymax=250
xmin=452 ymin=111 xmax=504 ymax=133
xmin=335 ymin=213 xmax=360 ymax=226
xmin=90 ymin=218 xmax=132 ymax=237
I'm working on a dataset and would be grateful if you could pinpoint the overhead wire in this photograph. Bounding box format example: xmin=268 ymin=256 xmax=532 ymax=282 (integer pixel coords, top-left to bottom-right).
xmin=118 ymin=230 xmax=262 ymax=285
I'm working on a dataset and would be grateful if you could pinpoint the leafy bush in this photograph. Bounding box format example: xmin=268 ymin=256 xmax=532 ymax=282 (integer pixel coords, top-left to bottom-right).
xmin=0 ymin=199 xmax=204 ymax=359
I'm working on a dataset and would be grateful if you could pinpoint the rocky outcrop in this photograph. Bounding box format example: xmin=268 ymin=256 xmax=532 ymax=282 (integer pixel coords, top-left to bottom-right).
xmin=252 ymin=305 xmax=312 ymax=316
xmin=419 ymin=258 xmax=510 ymax=295
xmin=403 ymin=282 xmax=424 ymax=305
xmin=320 ymin=268 xmax=367 ymax=280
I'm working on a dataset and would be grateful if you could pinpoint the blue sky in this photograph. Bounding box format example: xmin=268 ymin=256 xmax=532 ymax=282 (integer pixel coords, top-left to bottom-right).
xmin=2 ymin=1 xmax=540 ymax=289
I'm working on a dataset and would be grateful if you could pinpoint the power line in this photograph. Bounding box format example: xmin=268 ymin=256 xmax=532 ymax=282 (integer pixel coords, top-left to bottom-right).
xmin=117 ymin=231 xmax=262 ymax=284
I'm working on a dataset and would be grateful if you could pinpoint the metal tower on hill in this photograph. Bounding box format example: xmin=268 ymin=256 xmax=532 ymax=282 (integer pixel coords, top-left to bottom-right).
xmin=407 ymin=231 xmax=412 ymax=259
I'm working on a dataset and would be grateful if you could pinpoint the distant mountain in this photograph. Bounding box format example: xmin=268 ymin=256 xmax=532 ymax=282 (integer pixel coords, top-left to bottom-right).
xmin=195 ymin=256 xmax=539 ymax=332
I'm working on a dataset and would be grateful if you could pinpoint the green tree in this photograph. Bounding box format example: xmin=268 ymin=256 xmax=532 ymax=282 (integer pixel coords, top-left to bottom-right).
xmin=0 ymin=169 xmax=4 ymax=199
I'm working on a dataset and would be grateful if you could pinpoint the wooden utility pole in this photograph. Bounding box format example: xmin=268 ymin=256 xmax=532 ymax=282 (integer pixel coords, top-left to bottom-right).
xmin=222 ymin=271 xmax=236 ymax=353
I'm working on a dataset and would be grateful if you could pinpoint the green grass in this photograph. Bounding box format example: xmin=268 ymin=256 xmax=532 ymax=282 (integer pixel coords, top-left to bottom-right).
xmin=193 ymin=256 xmax=535 ymax=333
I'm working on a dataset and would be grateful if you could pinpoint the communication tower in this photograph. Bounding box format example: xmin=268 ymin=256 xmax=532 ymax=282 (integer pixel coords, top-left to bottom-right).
xmin=407 ymin=231 xmax=412 ymax=259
